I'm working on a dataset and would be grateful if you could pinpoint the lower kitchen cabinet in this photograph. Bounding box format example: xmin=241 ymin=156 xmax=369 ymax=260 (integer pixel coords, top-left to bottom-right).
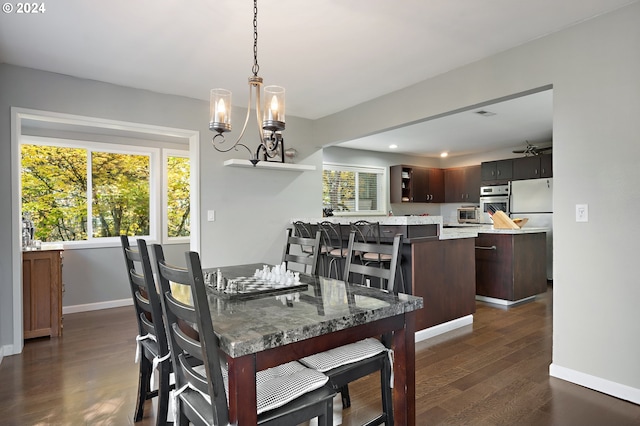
xmin=475 ymin=232 xmax=547 ymax=302
xmin=22 ymin=249 xmax=63 ymax=339
xmin=411 ymin=237 xmax=476 ymax=330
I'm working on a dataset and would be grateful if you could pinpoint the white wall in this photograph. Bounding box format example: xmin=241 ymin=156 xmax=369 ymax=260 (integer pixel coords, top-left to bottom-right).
xmin=317 ymin=3 xmax=640 ymax=402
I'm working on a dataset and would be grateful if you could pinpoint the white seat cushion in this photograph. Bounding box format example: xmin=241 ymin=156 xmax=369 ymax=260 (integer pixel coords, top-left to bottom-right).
xmin=299 ymin=338 xmax=387 ymax=372
xmin=194 ymin=360 xmax=329 ymax=415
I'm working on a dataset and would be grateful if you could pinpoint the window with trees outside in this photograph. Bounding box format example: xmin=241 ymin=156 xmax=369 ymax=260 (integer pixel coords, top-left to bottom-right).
xmin=21 ymin=137 xmax=190 ymax=246
xmin=322 ymin=163 xmax=386 ymax=215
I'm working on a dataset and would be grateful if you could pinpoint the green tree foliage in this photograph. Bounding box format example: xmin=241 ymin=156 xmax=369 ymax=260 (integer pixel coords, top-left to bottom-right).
xmin=91 ymin=152 xmax=150 ymax=237
xmin=322 ymin=170 xmax=355 ymax=211
xmin=22 ymin=145 xmax=88 ymax=241
xmin=167 ymin=156 xmax=190 ymax=237
xmin=21 ymin=145 xmax=151 ymax=241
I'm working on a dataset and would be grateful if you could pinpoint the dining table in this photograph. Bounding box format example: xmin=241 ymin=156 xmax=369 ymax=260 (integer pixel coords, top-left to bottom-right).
xmin=197 ymin=263 xmax=424 ymax=425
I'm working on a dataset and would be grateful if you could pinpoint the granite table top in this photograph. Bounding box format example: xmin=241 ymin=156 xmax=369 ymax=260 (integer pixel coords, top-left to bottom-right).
xmin=201 ymin=263 xmax=423 ymax=358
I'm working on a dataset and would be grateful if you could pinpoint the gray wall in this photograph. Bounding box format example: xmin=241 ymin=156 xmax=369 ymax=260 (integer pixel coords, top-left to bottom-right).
xmin=317 ymin=3 xmax=640 ymax=399
xmin=1 ymin=1 xmax=639 ymax=402
xmin=0 ymin=65 xmax=320 ymax=354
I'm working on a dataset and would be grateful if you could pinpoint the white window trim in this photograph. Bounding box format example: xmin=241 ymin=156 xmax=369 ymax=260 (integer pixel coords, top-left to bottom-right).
xmin=21 ymin=135 xmax=162 ymax=247
xmin=11 ymin=107 xmax=200 ymax=355
xmin=163 ymin=149 xmax=190 ymax=244
xmin=322 ymin=162 xmax=387 ymax=216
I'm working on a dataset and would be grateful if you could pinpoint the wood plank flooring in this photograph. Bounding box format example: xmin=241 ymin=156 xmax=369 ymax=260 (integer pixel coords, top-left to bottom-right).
xmin=1 ymin=285 xmax=639 ymax=425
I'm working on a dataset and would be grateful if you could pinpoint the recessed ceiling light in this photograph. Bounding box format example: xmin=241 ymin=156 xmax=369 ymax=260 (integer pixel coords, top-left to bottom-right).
xmin=440 ymin=152 xmax=448 ymax=158
xmin=389 ymin=144 xmax=398 ymax=149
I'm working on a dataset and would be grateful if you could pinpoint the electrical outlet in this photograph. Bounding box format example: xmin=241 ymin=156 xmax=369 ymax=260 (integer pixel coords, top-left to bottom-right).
xmin=207 ymin=210 xmax=215 ymax=222
xmin=576 ymin=204 xmax=588 ymax=222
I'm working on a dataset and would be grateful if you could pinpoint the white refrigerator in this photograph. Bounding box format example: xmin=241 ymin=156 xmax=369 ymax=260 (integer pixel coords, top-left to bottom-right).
xmin=509 ymin=178 xmax=553 ymax=281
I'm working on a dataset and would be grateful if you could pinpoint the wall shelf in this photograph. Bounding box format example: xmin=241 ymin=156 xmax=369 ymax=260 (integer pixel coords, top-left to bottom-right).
xmin=223 ymin=159 xmax=316 ymax=171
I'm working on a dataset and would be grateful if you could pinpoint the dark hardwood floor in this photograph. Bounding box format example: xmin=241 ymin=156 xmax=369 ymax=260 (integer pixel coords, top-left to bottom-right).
xmin=1 ymin=285 xmax=639 ymax=425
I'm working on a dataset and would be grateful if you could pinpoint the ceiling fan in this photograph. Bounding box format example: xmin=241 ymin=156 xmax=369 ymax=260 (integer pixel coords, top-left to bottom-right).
xmin=513 ymin=141 xmax=552 ymax=156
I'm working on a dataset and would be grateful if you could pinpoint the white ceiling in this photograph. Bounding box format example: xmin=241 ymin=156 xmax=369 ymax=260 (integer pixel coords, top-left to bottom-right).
xmin=1 ymin=0 xmax=636 ymax=156
xmin=338 ymin=88 xmax=554 ymax=158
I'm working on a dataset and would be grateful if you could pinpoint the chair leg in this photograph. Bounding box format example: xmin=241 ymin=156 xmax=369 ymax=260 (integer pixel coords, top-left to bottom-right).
xmin=380 ymin=358 xmax=393 ymax=425
xmin=340 ymin=384 xmax=351 ymax=409
xmin=317 ymin=396 xmax=333 ymax=426
xmin=135 ymin=356 xmax=152 ymax=422
xmin=155 ymin=363 xmax=172 ymax=426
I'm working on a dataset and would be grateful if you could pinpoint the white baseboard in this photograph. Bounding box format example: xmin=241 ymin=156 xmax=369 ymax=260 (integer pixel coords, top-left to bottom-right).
xmin=475 ymin=295 xmax=536 ymax=306
xmin=63 ymin=298 xmax=133 ymax=315
xmin=0 ymin=343 xmax=21 ymax=365
xmin=414 ymin=315 xmax=473 ymax=342
xmin=550 ymin=363 xmax=640 ymax=405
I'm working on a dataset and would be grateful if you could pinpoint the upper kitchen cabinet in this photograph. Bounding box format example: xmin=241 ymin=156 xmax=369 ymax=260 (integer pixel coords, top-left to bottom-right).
xmin=390 ymin=165 xmax=444 ymax=203
xmin=444 ymin=165 xmax=481 ymax=203
xmin=512 ymin=154 xmax=553 ymax=180
xmin=481 ymin=159 xmax=513 ymax=185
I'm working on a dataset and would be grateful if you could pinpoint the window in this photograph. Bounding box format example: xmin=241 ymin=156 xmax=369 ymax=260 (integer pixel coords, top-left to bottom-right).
xmin=322 ymin=163 xmax=386 ymax=215
xmin=21 ymin=136 xmax=189 ymax=246
xmin=164 ymin=150 xmax=191 ymax=242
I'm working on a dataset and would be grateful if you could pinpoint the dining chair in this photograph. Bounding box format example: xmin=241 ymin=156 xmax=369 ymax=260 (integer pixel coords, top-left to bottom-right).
xmin=350 ymin=220 xmax=406 ymax=293
xmin=120 ymin=236 xmax=172 ymax=425
xmin=300 ymin=231 xmax=403 ymax=426
xmin=151 ymin=245 xmax=336 ymax=426
xmin=282 ymin=227 xmax=322 ymax=275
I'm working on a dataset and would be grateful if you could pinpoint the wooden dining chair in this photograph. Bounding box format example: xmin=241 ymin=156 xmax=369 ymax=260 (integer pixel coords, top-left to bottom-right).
xmin=282 ymin=227 xmax=322 ymax=275
xmin=151 ymin=245 xmax=336 ymax=426
xmin=120 ymin=236 xmax=172 ymax=426
xmin=300 ymin=231 xmax=403 ymax=426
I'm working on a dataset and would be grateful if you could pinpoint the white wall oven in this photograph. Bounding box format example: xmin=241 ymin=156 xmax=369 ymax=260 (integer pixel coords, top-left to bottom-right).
xmin=479 ymin=185 xmax=510 ymax=223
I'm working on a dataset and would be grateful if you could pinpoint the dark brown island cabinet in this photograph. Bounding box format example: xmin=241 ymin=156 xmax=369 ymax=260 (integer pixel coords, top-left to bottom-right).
xmin=475 ymin=232 xmax=547 ymax=303
xmin=22 ymin=248 xmax=63 ymax=339
xmin=410 ymin=236 xmax=477 ymax=331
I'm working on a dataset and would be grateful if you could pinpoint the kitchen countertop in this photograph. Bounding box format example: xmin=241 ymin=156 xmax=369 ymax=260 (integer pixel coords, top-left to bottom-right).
xmin=294 ymin=215 xmax=442 ymax=226
xmin=293 ymin=216 xmax=548 ymax=241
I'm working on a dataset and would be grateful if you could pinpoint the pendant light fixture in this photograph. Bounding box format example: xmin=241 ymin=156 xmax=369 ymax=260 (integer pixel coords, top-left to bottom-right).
xmin=209 ymin=0 xmax=286 ymax=166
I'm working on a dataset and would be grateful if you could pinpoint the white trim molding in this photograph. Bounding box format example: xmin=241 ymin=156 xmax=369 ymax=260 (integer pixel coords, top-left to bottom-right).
xmin=414 ymin=315 xmax=473 ymax=342
xmin=62 ymin=298 xmax=133 ymax=315
xmin=550 ymin=363 xmax=640 ymax=405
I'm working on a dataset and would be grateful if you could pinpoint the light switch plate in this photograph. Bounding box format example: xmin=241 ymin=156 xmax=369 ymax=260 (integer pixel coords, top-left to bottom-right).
xmin=207 ymin=210 xmax=215 ymax=222
xmin=576 ymin=204 xmax=588 ymax=222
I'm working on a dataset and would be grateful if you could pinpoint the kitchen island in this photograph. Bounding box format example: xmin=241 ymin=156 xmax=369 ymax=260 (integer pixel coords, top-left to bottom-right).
xmin=292 ymin=216 xmax=549 ymax=339
xmin=292 ymin=216 xmax=477 ymax=339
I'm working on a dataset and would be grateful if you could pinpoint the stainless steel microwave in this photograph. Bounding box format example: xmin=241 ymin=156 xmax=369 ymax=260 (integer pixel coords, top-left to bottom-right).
xmin=457 ymin=206 xmax=481 ymax=223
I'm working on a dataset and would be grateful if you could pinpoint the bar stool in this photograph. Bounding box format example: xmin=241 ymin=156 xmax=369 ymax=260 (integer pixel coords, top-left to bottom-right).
xmin=318 ymin=221 xmax=348 ymax=279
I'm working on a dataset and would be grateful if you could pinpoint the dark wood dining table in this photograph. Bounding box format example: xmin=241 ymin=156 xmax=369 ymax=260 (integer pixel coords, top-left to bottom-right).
xmin=199 ymin=263 xmax=424 ymax=425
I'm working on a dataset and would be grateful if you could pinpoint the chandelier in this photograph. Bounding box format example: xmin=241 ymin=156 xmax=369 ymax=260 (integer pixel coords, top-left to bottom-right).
xmin=209 ymin=0 xmax=285 ymax=166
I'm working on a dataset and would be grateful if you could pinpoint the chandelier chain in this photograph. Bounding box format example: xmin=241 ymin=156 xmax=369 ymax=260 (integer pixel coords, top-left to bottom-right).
xmin=252 ymin=0 xmax=259 ymax=76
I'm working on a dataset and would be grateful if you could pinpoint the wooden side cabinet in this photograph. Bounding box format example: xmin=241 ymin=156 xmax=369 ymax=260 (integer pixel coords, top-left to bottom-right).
xmin=22 ymin=249 xmax=63 ymax=339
